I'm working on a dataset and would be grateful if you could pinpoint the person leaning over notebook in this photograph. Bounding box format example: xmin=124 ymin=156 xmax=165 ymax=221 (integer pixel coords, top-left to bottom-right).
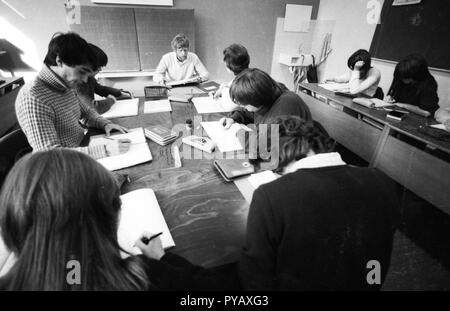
xmin=386 ymin=54 xmax=439 ymax=117
xmin=0 ymin=149 xmax=239 ymax=290
xmin=212 ymin=43 xmax=250 ymax=100
xmin=238 ymin=116 xmax=399 ymax=290
xmin=15 ymin=32 xmax=130 ymax=159
xmin=77 ymin=44 xmax=133 ymax=114
xmin=153 ymin=33 xmax=209 ymax=85
xmin=325 ymin=49 xmax=382 ymax=98
xmin=219 ymin=68 xmax=312 ymax=129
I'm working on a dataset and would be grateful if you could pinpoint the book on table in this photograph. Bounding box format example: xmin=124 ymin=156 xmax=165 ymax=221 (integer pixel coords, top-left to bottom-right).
xmin=144 ymin=125 xmax=178 ymax=146
xmin=118 ymin=188 xmax=175 ymax=258
xmin=89 ymin=128 xmax=152 ymax=171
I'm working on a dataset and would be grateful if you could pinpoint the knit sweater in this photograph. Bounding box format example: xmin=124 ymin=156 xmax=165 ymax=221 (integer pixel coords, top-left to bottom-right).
xmin=15 ymin=65 xmax=111 ymax=159
xmin=239 ymin=165 xmax=399 ymax=290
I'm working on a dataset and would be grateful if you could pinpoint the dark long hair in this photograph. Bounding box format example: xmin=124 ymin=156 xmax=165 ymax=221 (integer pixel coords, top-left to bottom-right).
xmin=347 ymin=49 xmax=372 ymax=79
xmin=229 ymin=68 xmax=286 ymax=109
xmin=0 ymin=149 xmax=150 ymax=290
xmin=388 ymin=54 xmax=437 ymax=96
xmin=223 ymin=44 xmax=250 ymax=75
xmin=273 ymin=116 xmax=335 ymax=171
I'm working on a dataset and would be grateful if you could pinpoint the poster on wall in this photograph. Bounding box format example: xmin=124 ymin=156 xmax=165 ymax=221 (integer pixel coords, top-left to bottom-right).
xmin=91 ymin=0 xmax=173 ymax=6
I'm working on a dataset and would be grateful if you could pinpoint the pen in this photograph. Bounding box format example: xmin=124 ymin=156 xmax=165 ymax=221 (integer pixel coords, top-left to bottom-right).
xmin=141 ymin=232 xmax=163 ymax=245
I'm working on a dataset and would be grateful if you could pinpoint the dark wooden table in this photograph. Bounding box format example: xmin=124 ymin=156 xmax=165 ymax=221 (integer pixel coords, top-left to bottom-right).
xmin=298 ymin=83 xmax=450 ymax=213
xmin=107 ymin=92 xmax=249 ymax=268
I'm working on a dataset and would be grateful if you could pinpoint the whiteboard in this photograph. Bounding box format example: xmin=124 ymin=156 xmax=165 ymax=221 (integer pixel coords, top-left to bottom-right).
xmin=91 ymin=0 xmax=173 ymax=6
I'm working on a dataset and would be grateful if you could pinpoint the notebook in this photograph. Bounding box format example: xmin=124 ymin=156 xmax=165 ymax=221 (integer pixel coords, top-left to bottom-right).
xmin=89 ymin=128 xmax=152 ymax=171
xmin=118 ymin=188 xmax=175 ymax=258
xmin=201 ymin=121 xmax=252 ymax=152
xmin=101 ymin=98 xmax=139 ymax=119
xmin=144 ymin=99 xmax=172 ymax=114
xmin=192 ymin=96 xmax=237 ymax=114
xmin=145 ymin=125 xmax=178 ymax=146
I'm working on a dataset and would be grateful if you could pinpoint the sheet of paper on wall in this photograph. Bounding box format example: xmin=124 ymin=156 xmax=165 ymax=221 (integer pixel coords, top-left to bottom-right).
xmin=144 ymin=98 xmax=172 ymax=113
xmin=118 ymin=188 xmax=175 ymax=258
xmin=201 ymin=121 xmax=252 ymax=153
xmin=89 ymin=128 xmax=152 ymax=171
xmin=284 ymin=4 xmax=312 ymax=32
xmin=100 ymin=98 xmax=139 ymax=118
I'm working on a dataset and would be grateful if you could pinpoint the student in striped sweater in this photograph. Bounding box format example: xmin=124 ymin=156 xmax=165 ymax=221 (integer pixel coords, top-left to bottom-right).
xmin=15 ymin=32 xmax=130 ymax=159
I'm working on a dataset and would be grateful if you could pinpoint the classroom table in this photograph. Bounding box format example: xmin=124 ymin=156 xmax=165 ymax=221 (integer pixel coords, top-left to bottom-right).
xmin=101 ymin=85 xmax=250 ymax=268
xmin=297 ymin=83 xmax=450 ymax=214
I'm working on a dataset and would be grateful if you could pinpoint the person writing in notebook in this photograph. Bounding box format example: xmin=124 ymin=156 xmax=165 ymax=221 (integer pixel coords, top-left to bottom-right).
xmin=219 ymin=68 xmax=312 ymax=129
xmin=212 ymin=43 xmax=250 ymax=101
xmin=325 ymin=49 xmax=382 ymax=98
xmin=0 ymin=149 xmax=239 ymax=290
xmin=153 ymin=33 xmax=209 ymax=86
xmin=15 ymin=32 xmax=130 ymax=159
xmin=386 ymin=54 xmax=439 ymax=117
xmin=77 ymin=44 xmax=133 ymax=114
xmin=238 ymin=116 xmax=399 ymax=290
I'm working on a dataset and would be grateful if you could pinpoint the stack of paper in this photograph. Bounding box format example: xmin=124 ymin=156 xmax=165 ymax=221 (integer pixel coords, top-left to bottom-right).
xmin=89 ymin=128 xmax=152 ymax=171
xmin=144 ymin=99 xmax=172 ymax=114
xmin=144 ymin=125 xmax=178 ymax=146
xmin=118 ymin=188 xmax=175 ymax=258
xmin=201 ymin=121 xmax=252 ymax=152
xmin=101 ymin=98 xmax=139 ymax=119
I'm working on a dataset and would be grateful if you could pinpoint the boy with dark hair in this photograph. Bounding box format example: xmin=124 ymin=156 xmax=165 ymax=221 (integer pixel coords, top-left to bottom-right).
xmin=16 ymin=32 xmax=130 ymax=159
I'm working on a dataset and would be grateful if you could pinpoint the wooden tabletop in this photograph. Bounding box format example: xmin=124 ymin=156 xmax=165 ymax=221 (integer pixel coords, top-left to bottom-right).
xmin=103 ymin=90 xmax=249 ymax=267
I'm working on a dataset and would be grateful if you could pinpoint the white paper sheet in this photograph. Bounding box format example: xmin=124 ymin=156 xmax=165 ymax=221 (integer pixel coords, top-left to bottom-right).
xmin=89 ymin=128 xmax=152 ymax=171
xmin=118 ymin=188 xmax=175 ymax=258
xmin=144 ymin=99 xmax=172 ymax=114
xmin=430 ymin=124 xmax=448 ymax=131
xmin=284 ymin=4 xmax=312 ymax=32
xmin=192 ymin=96 xmax=237 ymax=114
xmin=201 ymin=121 xmax=251 ymax=152
xmin=101 ymin=98 xmax=139 ymax=119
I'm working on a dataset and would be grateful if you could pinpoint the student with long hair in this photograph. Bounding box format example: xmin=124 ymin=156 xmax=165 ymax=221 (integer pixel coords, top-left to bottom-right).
xmin=238 ymin=116 xmax=399 ymax=290
xmin=77 ymin=44 xmax=132 ymax=114
xmin=386 ymin=54 xmax=439 ymax=117
xmin=0 ymin=149 xmax=237 ymax=290
xmin=326 ymin=49 xmax=382 ymax=98
xmin=219 ymin=68 xmax=312 ymax=129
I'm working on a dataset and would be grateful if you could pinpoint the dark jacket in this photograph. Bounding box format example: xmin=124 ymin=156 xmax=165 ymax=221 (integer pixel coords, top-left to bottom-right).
xmin=238 ymin=165 xmax=399 ymax=290
xmin=77 ymin=77 xmax=123 ymax=114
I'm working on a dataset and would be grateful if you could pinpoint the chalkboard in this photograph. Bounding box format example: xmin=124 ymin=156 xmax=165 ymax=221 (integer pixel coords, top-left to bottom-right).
xmin=370 ymin=0 xmax=450 ymax=71
xmin=70 ymin=6 xmax=140 ymax=71
xmin=135 ymin=8 xmax=195 ymax=71
xmin=69 ymin=6 xmax=195 ymax=72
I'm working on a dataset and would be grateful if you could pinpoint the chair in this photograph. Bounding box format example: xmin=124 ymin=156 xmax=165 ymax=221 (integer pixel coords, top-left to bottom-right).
xmin=0 ymin=128 xmax=32 ymax=188
xmin=373 ymin=87 xmax=384 ymax=100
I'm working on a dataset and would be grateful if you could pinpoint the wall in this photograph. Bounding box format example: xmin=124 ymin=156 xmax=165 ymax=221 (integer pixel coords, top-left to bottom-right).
xmin=316 ymin=0 xmax=449 ymax=108
xmin=0 ymin=0 xmax=319 ymax=82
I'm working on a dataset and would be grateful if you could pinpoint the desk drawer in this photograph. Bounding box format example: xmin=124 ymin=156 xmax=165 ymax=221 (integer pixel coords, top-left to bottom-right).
xmin=299 ymin=92 xmax=382 ymax=162
xmin=374 ymin=135 xmax=450 ymax=213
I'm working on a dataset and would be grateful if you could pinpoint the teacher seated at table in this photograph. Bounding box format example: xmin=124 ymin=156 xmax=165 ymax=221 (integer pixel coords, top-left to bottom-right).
xmin=385 ymin=53 xmax=439 ymax=117
xmin=15 ymin=32 xmax=130 ymax=159
xmin=0 ymin=149 xmax=239 ymax=290
xmin=219 ymin=68 xmax=312 ymax=129
xmin=238 ymin=116 xmax=399 ymax=290
xmin=325 ymin=49 xmax=382 ymax=98
xmin=153 ymin=33 xmax=209 ymax=85
xmin=77 ymin=43 xmax=133 ymax=114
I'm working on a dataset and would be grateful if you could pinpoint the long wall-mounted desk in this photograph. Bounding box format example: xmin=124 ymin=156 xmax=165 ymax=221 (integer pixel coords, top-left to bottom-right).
xmin=298 ymin=83 xmax=450 ymax=214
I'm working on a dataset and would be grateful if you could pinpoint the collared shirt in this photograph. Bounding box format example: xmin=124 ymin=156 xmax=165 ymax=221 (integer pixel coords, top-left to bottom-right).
xmin=153 ymin=52 xmax=209 ymax=83
xmin=15 ymin=65 xmax=111 ymax=159
xmin=283 ymin=152 xmax=346 ymax=174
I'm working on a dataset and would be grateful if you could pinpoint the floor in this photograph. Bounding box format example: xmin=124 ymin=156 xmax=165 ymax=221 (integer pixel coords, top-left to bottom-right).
xmin=336 ymin=144 xmax=450 ymax=290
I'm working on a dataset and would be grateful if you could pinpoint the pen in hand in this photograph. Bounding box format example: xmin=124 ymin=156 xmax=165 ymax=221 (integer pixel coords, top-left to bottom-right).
xmin=141 ymin=232 xmax=163 ymax=245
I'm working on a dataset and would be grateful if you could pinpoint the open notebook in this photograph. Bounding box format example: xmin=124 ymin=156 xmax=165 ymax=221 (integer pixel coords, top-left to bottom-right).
xmin=118 ymin=189 xmax=175 ymax=258
xmin=101 ymin=98 xmax=139 ymax=119
xmin=192 ymin=92 xmax=239 ymax=114
xmin=89 ymin=128 xmax=152 ymax=171
xmin=201 ymin=121 xmax=252 ymax=152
